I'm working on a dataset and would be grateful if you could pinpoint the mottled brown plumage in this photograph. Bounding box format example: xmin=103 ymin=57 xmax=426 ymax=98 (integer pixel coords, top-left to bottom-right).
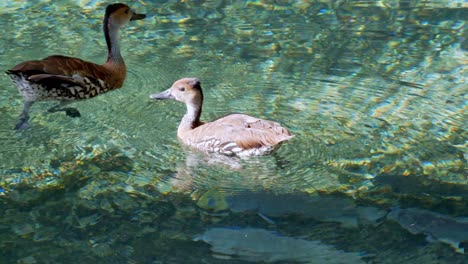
xmin=6 ymin=3 xmax=146 ymax=130
xmin=9 ymin=55 xmax=125 ymax=89
xmin=150 ymin=78 xmax=294 ymax=157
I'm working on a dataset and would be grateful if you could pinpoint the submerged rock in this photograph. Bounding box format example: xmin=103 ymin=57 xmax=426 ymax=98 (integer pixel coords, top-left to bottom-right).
xmin=387 ymin=207 xmax=468 ymax=254
xmin=225 ymin=192 xmax=387 ymax=227
xmin=195 ymin=227 xmax=366 ymax=263
xmin=11 ymin=223 xmax=34 ymax=236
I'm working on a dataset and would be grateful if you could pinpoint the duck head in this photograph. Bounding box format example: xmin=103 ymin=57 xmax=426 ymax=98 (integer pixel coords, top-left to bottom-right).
xmin=150 ymin=78 xmax=203 ymax=106
xmin=105 ymin=3 xmax=146 ymax=27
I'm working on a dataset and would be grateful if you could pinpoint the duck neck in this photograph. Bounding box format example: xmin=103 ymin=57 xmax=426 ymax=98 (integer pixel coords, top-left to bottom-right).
xmin=179 ymin=102 xmax=202 ymax=132
xmin=104 ymin=17 xmax=124 ymax=65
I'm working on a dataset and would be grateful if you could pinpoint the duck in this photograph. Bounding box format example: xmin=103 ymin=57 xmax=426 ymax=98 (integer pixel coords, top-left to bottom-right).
xmin=5 ymin=3 xmax=146 ymax=130
xmin=150 ymin=78 xmax=294 ymax=157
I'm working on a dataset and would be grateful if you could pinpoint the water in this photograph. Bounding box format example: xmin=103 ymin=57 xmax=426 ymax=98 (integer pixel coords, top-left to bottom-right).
xmin=0 ymin=0 xmax=466 ymax=263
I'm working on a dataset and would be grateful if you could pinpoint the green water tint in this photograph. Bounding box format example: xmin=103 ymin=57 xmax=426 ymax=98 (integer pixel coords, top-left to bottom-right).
xmin=0 ymin=0 xmax=466 ymax=263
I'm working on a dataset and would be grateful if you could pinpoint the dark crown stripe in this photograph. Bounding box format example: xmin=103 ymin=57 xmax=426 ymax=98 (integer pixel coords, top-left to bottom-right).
xmin=106 ymin=3 xmax=127 ymax=14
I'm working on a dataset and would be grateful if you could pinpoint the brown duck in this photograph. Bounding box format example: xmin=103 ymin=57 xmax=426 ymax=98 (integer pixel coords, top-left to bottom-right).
xmin=150 ymin=78 xmax=294 ymax=157
xmin=6 ymin=3 xmax=146 ymax=130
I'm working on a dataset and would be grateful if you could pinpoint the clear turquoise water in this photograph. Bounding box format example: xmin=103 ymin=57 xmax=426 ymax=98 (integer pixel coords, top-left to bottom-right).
xmin=0 ymin=1 xmax=466 ymax=263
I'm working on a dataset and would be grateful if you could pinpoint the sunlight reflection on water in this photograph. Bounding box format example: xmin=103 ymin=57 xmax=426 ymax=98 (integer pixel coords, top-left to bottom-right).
xmin=0 ymin=0 xmax=465 ymax=195
xmin=0 ymin=0 xmax=466 ymax=263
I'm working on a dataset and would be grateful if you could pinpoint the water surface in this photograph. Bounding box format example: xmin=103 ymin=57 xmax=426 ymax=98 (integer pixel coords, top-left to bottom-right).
xmin=0 ymin=0 xmax=466 ymax=263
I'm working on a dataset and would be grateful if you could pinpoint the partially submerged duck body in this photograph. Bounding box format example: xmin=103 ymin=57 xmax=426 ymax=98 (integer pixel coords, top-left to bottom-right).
xmin=150 ymin=78 xmax=293 ymax=157
xmin=179 ymin=113 xmax=292 ymax=157
xmin=6 ymin=3 xmax=146 ymax=130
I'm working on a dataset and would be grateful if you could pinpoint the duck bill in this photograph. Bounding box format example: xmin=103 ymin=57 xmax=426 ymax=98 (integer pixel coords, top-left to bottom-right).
xmin=131 ymin=12 xmax=146 ymax=21
xmin=150 ymin=89 xmax=174 ymax=100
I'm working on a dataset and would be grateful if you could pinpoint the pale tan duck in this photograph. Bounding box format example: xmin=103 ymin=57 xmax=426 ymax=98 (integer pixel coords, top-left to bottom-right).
xmin=6 ymin=3 xmax=146 ymax=130
xmin=150 ymin=78 xmax=294 ymax=157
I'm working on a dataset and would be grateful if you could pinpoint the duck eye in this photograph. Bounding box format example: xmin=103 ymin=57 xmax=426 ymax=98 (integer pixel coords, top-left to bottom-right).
xmin=125 ymin=9 xmax=129 ymax=14
xmin=178 ymin=87 xmax=185 ymax=92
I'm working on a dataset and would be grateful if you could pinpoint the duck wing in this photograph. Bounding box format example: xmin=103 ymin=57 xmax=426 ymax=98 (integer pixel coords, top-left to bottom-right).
xmin=27 ymin=74 xmax=86 ymax=86
xmin=7 ymin=55 xmax=118 ymax=87
xmin=188 ymin=113 xmax=294 ymax=151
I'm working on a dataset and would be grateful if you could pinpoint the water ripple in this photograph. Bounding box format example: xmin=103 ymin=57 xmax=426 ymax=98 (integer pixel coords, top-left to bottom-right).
xmin=0 ymin=0 xmax=465 ymax=200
